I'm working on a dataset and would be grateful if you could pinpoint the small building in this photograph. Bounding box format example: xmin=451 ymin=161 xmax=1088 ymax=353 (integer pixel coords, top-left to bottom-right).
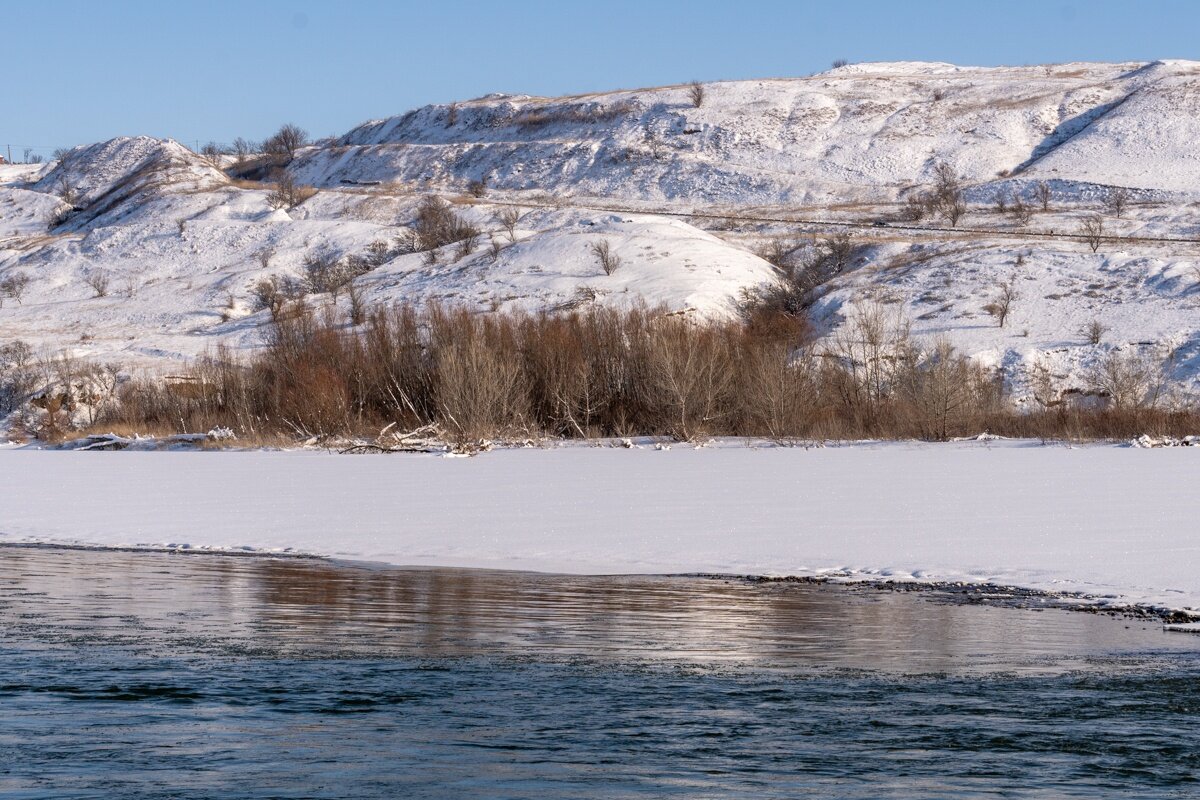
xmin=0 ymin=155 xmax=7 ymax=165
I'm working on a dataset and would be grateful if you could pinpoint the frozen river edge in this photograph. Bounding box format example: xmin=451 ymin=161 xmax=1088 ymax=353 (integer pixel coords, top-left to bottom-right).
xmin=0 ymin=439 xmax=1196 ymax=618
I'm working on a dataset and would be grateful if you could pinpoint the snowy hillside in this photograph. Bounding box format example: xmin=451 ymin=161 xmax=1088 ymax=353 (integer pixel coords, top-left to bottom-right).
xmin=1 ymin=60 xmax=1199 ymax=403
xmin=291 ymin=60 xmax=1200 ymax=203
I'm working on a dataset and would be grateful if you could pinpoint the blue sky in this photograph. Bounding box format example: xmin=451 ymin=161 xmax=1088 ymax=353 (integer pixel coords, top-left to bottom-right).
xmin=2 ymin=0 xmax=1196 ymax=157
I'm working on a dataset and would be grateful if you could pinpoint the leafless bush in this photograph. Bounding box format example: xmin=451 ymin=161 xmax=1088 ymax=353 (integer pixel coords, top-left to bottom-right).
xmin=993 ymin=190 xmax=1009 ymax=214
xmin=232 ymin=137 xmax=256 ymax=163
xmin=413 ymin=196 xmax=480 ymax=251
xmin=590 ymin=240 xmax=621 ymax=275
xmin=831 ymin=59 xmax=850 ymax=69
xmin=200 ymin=142 xmax=224 ymax=162
xmin=1081 ymin=319 xmax=1108 ymax=345
xmin=446 ymin=103 xmax=458 ymax=128
xmin=895 ymin=338 xmax=1002 ymax=441
xmin=1106 ymin=187 xmax=1130 ymax=218
xmin=346 ymin=282 xmax=366 ymax=325
xmin=0 ymin=341 xmax=38 ymax=415
xmin=688 ymin=81 xmax=705 ymax=108
xmin=262 ymin=123 xmax=308 ymax=160
xmin=252 ymin=274 xmax=306 ymax=319
xmin=467 ymin=178 xmax=487 ymax=198
xmin=1080 ymin=215 xmax=1105 ymax=253
xmin=83 ymin=269 xmax=111 ymax=298
xmin=923 ymin=162 xmax=966 ymax=226
xmin=0 ymin=273 xmax=32 ymax=304
xmin=983 ymin=277 xmax=1019 ymax=327
xmin=488 ymin=236 xmax=504 ymax=262
xmin=1034 ymin=181 xmax=1052 ymax=212
xmin=1009 ymin=197 xmax=1033 ymax=226
xmin=1089 ymin=349 xmax=1167 ymax=412
xmin=497 ymin=207 xmax=523 ymax=242
xmin=265 ymin=171 xmax=316 ymax=210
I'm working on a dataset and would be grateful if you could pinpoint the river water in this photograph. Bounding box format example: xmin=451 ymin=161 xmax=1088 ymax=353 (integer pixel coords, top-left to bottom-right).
xmin=0 ymin=546 xmax=1197 ymax=798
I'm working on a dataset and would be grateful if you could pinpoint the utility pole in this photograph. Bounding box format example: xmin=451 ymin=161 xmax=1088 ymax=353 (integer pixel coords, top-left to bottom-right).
xmin=5 ymin=145 xmax=10 ymax=164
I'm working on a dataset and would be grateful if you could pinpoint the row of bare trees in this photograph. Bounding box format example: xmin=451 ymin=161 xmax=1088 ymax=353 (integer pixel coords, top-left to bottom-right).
xmin=93 ymin=301 xmax=1196 ymax=446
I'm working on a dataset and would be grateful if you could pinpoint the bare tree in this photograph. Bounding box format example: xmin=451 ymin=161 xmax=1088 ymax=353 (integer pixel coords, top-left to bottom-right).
xmin=1081 ymin=319 xmax=1109 ymax=345
xmin=831 ymin=59 xmax=850 ymax=68
xmin=232 ymin=137 xmax=255 ymax=163
xmin=930 ymin=162 xmax=966 ymax=226
xmin=263 ymin=123 xmax=308 ymax=160
xmin=446 ymin=103 xmax=458 ymax=128
xmin=1034 ymin=181 xmax=1052 ymax=212
xmin=983 ymin=277 xmax=1019 ymax=327
xmin=943 ymin=194 xmax=966 ymax=227
xmin=590 ymin=240 xmax=621 ymax=275
xmin=1080 ymin=215 xmax=1105 ymax=253
xmin=1106 ymin=187 xmax=1130 ymax=219
xmin=200 ymin=141 xmax=223 ymax=162
xmin=688 ymin=80 xmax=705 ymax=108
xmin=993 ymin=189 xmax=1009 ymax=214
xmin=496 ymin=207 xmax=522 ymax=242
xmin=0 ymin=273 xmax=31 ymax=304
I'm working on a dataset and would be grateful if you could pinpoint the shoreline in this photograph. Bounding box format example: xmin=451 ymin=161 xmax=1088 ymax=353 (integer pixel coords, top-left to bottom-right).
xmin=2 ymin=540 xmax=1197 ymax=628
xmin=1 ymin=440 xmax=1196 ymax=620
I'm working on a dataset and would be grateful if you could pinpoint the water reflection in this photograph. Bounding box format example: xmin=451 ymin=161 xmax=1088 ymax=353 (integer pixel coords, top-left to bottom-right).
xmin=1 ymin=545 xmax=1195 ymax=674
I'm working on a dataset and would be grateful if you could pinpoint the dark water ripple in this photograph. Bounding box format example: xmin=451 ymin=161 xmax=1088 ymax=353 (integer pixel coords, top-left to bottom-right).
xmin=0 ymin=546 xmax=1198 ymax=799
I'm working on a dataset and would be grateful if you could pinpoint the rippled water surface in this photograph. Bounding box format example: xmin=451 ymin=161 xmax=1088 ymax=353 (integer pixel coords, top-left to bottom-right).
xmin=1 ymin=546 xmax=1198 ymax=799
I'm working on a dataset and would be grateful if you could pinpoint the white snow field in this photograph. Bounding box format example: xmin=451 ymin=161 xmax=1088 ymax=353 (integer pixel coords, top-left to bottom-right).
xmin=0 ymin=441 xmax=1196 ymax=615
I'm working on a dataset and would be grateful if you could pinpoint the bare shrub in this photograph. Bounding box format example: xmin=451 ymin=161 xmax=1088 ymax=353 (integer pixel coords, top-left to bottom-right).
xmin=831 ymin=59 xmax=850 ymax=69
xmin=467 ymin=178 xmax=487 ymax=198
xmin=83 ymin=269 xmax=111 ymax=298
xmin=497 ymin=207 xmax=523 ymax=242
xmin=925 ymin=162 xmax=966 ymax=226
xmin=590 ymin=240 xmax=621 ymax=275
xmin=688 ymin=80 xmax=705 ymax=108
xmin=262 ymin=123 xmax=308 ymax=160
xmin=993 ymin=190 xmax=1009 ymax=214
xmin=895 ymin=338 xmax=1002 ymax=441
xmin=1089 ymin=349 xmax=1167 ymax=413
xmin=346 ymin=282 xmax=366 ymax=325
xmin=1106 ymin=187 xmax=1130 ymax=218
xmin=431 ymin=307 xmax=528 ymax=444
xmin=1081 ymin=319 xmax=1108 ymax=345
xmin=983 ymin=277 xmax=1019 ymax=327
xmin=1080 ymin=215 xmax=1105 ymax=253
xmin=265 ymin=171 xmax=316 ymax=210
xmin=232 ymin=137 xmax=256 ymax=163
xmin=1034 ymin=181 xmax=1052 ymax=212
xmin=0 ymin=273 xmax=32 ymax=304
xmin=0 ymin=341 xmax=38 ymax=415
xmin=200 ymin=142 xmax=223 ymax=162
xmin=413 ymin=196 xmax=480 ymax=251
xmin=1009 ymin=196 xmax=1033 ymax=226
xmin=446 ymin=103 xmax=458 ymax=127
xmin=641 ymin=319 xmax=738 ymax=441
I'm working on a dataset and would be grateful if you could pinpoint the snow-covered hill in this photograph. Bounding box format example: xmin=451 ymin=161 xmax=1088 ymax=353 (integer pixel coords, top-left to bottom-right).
xmin=1 ymin=60 xmax=1199 ymax=404
xmin=292 ymin=60 xmax=1200 ymax=203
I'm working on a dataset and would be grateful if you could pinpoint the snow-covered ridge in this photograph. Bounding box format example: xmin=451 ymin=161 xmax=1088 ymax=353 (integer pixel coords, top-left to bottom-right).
xmin=291 ymin=60 xmax=1200 ymax=202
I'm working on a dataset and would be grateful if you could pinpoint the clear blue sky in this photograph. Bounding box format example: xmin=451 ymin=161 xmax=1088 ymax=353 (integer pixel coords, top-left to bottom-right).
xmin=2 ymin=0 xmax=1196 ymax=157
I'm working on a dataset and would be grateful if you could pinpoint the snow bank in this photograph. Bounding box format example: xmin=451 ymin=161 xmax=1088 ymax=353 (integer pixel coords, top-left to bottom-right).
xmin=0 ymin=441 xmax=1195 ymax=614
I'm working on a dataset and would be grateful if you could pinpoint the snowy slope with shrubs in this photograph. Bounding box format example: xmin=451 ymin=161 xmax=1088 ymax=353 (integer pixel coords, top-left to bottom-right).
xmin=0 ymin=60 xmax=1198 ymax=405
